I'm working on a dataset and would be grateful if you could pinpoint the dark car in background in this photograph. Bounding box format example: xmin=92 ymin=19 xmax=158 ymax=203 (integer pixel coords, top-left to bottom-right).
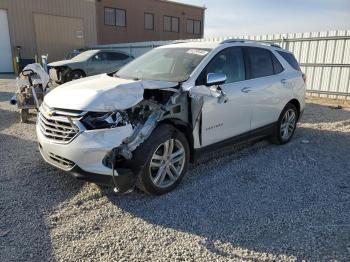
xmin=48 ymin=49 xmax=134 ymax=84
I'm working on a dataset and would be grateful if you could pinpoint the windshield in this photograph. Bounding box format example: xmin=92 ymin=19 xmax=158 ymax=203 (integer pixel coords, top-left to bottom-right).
xmin=70 ymin=50 xmax=99 ymax=62
xmin=116 ymin=47 xmax=211 ymax=82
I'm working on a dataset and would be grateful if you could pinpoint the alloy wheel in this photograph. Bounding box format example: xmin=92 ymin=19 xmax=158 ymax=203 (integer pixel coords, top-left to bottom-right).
xmin=149 ymin=138 xmax=186 ymax=188
xmin=280 ymin=109 xmax=296 ymax=141
xmin=73 ymin=72 xmax=83 ymax=79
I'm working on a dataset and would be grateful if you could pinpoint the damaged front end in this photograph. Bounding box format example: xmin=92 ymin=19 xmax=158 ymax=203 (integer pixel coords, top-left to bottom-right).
xmin=37 ymin=71 xmax=193 ymax=193
xmin=100 ymin=88 xmax=189 ymax=193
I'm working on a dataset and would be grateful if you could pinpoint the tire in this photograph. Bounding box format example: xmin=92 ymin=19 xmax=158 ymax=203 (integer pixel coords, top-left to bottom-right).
xmin=66 ymin=70 xmax=85 ymax=82
xmin=20 ymin=109 xmax=29 ymax=123
xmin=270 ymin=103 xmax=298 ymax=145
xmin=133 ymin=124 xmax=190 ymax=195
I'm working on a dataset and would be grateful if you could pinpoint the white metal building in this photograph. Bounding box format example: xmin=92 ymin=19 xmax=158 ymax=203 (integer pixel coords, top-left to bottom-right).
xmin=0 ymin=9 xmax=13 ymax=73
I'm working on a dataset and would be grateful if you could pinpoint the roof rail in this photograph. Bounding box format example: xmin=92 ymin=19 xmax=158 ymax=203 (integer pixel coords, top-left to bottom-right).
xmin=170 ymin=40 xmax=194 ymax=45
xmin=220 ymin=39 xmax=282 ymax=48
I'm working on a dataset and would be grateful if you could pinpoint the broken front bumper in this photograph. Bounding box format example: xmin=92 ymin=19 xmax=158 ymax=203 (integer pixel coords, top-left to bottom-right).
xmin=36 ymin=123 xmax=137 ymax=192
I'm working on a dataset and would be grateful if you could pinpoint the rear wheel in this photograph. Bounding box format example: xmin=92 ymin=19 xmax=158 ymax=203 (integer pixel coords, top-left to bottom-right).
xmin=134 ymin=125 xmax=190 ymax=195
xmin=271 ymin=103 xmax=298 ymax=145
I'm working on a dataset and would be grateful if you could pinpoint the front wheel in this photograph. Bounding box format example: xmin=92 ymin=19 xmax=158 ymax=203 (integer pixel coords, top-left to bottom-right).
xmin=66 ymin=70 xmax=85 ymax=82
xmin=134 ymin=125 xmax=190 ymax=195
xmin=271 ymin=103 xmax=298 ymax=145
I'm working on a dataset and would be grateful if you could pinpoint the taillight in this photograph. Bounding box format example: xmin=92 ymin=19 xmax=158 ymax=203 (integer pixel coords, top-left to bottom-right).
xmin=302 ymin=73 xmax=307 ymax=83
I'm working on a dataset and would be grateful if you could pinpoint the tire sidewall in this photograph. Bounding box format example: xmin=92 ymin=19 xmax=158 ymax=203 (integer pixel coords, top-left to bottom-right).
xmin=67 ymin=70 xmax=84 ymax=82
xmin=137 ymin=125 xmax=190 ymax=195
xmin=275 ymin=103 xmax=298 ymax=144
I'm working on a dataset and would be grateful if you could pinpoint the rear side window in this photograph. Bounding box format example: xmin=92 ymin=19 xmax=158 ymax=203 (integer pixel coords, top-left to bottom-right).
xmin=277 ymin=51 xmax=301 ymax=71
xmin=272 ymin=54 xmax=284 ymax=74
xmin=245 ymin=47 xmax=274 ymax=79
xmin=106 ymin=52 xmax=129 ymax=61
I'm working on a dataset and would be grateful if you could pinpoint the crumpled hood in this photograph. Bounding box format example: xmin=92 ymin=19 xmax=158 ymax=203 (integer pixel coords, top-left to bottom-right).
xmin=44 ymin=74 xmax=177 ymax=112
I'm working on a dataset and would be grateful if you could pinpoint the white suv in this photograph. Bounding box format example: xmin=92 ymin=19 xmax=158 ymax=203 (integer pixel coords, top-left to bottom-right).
xmin=37 ymin=40 xmax=306 ymax=195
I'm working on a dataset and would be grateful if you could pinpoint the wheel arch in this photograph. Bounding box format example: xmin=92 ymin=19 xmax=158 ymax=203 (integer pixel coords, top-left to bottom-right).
xmin=64 ymin=68 xmax=86 ymax=83
xmin=70 ymin=68 xmax=86 ymax=77
xmin=287 ymin=99 xmax=301 ymax=120
xmin=159 ymin=118 xmax=195 ymax=162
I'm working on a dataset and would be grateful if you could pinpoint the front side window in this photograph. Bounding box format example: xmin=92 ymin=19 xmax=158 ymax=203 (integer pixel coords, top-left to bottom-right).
xmin=245 ymin=47 xmax=274 ymax=79
xmin=145 ymin=13 xmax=154 ymax=30
xmin=92 ymin=52 xmax=108 ymax=62
xmin=116 ymin=48 xmax=211 ymax=82
xmin=197 ymin=47 xmax=245 ymax=85
xmin=164 ymin=16 xmax=179 ymax=32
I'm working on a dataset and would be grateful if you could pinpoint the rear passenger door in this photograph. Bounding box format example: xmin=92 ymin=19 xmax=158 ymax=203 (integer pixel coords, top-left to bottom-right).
xmin=106 ymin=52 xmax=131 ymax=72
xmin=243 ymin=47 xmax=293 ymax=129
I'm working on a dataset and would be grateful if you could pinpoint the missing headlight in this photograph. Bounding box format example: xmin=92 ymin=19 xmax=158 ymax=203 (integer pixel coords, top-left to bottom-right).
xmin=82 ymin=111 xmax=129 ymax=130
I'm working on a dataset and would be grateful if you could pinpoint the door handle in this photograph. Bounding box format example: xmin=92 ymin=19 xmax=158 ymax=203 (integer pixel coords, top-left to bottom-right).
xmin=281 ymin=79 xmax=287 ymax=84
xmin=241 ymin=87 xmax=252 ymax=93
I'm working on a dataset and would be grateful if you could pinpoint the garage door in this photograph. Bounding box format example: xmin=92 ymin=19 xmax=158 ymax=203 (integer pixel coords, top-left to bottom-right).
xmin=34 ymin=13 xmax=85 ymax=62
xmin=0 ymin=9 xmax=13 ymax=73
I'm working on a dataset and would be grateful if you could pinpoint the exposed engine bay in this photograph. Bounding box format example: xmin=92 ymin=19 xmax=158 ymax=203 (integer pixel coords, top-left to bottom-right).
xmin=75 ymin=87 xmax=192 ymax=193
xmin=37 ymin=71 xmax=211 ymax=193
xmin=97 ymin=88 xmax=190 ymax=166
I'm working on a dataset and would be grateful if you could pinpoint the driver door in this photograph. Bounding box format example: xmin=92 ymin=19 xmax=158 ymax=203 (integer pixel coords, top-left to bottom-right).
xmin=198 ymin=47 xmax=253 ymax=147
xmin=86 ymin=52 xmax=110 ymax=75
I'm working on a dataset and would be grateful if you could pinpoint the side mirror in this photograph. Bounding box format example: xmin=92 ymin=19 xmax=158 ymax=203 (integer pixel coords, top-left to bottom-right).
xmin=206 ymin=73 xmax=227 ymax=86
xmin=189 ymin=85 xmax=229 ymax=104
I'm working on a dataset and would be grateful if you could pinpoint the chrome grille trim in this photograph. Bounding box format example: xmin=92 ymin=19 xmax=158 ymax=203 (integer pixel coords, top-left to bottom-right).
xmin=41 ymin=102 xmax=86 ymax=118
xmin=38 ymin=112 xmax=80 ymax=144
xmin=39 ymin=113 xmax=77 ymax=131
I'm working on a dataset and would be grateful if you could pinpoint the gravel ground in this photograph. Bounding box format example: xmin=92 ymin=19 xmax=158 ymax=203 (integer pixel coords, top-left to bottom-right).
xmin=0 ymin=77 xmax=349 ymax=261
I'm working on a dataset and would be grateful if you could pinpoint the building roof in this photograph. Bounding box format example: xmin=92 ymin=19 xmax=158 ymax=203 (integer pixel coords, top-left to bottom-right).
xmin=159 ymin=0 xmax=206 ymax=10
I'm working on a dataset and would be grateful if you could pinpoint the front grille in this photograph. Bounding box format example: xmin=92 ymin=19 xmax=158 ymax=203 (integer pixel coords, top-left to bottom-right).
xmin=38 ymin=112 xmax=79 ymax=143
xmin=48 ymin=152 xmax=75 ymax=170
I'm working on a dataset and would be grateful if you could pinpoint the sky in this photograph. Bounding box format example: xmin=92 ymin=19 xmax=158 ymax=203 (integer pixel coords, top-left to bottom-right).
xmin=176 ymin=0 xmax=350 ymax=37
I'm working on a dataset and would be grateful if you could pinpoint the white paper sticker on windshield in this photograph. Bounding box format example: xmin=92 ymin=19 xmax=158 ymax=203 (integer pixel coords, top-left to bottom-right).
xmin=186 ymin=49 xmax=209 ymax=56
